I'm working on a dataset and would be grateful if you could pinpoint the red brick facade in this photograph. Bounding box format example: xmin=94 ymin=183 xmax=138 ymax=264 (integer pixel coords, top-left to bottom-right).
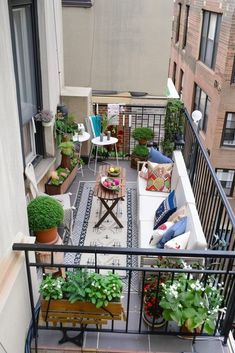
xmin=170 ymin=0 xmax=235 ymax=207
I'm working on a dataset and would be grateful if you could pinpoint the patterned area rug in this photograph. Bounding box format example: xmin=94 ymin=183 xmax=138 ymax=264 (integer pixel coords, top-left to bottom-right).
xmin=64 ymin=181 xmax=138 ymax=273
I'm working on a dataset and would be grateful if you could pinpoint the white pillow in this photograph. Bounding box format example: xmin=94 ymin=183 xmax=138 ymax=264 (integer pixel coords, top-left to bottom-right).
xmin=139 ymin=162 xmax=148 ymax=179
xmin=164 ymin=231 xmax=190 ymax=250
xmin=149 ymin=221 xmax=174 ymax=246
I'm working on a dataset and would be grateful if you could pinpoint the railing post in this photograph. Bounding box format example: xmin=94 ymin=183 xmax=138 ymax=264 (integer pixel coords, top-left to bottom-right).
xmin=221 ymin=279 xmax=235 ymax=344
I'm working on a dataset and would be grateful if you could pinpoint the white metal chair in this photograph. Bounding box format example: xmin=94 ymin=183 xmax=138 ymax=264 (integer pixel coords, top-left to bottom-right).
xmin=25 ymin=162 xmax=75 ymax=244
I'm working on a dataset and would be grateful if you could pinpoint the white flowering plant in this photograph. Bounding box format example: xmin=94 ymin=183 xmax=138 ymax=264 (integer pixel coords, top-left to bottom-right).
xmin=159 ymin=275 xmax=224 ymax=334
xmin=39 ymin=270 xmax=123 ymax=309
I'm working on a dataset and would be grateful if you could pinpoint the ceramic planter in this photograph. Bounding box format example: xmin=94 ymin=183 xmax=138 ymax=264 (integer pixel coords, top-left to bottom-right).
xmin=45 ymin=164 xmax=78 ymax=195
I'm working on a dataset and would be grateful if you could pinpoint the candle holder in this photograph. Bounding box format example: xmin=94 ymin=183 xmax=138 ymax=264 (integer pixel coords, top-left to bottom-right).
xmin=107 ymin=131 xmax=111 ymax=140
xmin=100 ymin=133 xmax=103 ymax=142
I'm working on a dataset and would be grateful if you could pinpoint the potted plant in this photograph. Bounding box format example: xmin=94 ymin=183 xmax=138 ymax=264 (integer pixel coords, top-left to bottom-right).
xmin=34 ymin=109 xmax=54 ymax=127
xmin=27 ymin=195 xmax=64 ymax=244
xmin=59 ymin=141 xmax=75 ymax=169
xmin=132 ymin=127 xmax=154 ymax=145
xmin=131 ymin=145 xmax=149 ymax=169
xmin=159 ymin=274 xmax=224 ymax=334
xmin=55 ymin=113 xmax=78 ymax=145
xmin=39 ymin=270 xmax=125 ymax=329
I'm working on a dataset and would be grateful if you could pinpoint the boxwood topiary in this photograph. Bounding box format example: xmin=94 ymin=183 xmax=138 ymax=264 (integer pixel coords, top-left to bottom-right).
xmin=27 ymin=196 xmax=64 ymax=232
xmin=132 ymin=127 xmax=154 ymax=141
xmin=132 ymin=144 xmax=149 ymax=157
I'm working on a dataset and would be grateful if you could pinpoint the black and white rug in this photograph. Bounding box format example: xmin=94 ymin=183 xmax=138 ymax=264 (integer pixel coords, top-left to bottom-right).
xmin=64 ymin=181 xmax=138 ymax=273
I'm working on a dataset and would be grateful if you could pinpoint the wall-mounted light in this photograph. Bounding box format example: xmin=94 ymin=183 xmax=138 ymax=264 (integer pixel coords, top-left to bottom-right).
xmin=192 ymin=110 xmax=202 ymax=132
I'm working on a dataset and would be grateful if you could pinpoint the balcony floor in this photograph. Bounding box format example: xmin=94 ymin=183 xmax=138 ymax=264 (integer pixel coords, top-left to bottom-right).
xmin=34 ymin=160 xmax=230 ymax=353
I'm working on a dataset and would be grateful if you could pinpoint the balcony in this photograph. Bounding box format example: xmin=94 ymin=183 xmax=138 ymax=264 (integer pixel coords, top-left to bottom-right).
xmin=13 ymin=105 xmax=235 ymax=353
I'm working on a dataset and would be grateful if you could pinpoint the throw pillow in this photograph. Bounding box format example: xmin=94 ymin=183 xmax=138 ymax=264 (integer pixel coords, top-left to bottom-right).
xmin=157 ymin=216 xmax=187 ymax=249
xmin=153 ymin=190 xmax=177 ymax=230
xmin=164 ymin=231 xmax=190 ymax=250
xmin=146 ymin=161 xmax=173 ymax=192
xmin=139 ymin=162 xmax=148 ymax=180
xmin=149 ymin=221 xmax=174 ymax=246
xmin=148 ymin=147 xmax=173 ymax=164
xmin=168 ymin=205 xmax=187 ymax=223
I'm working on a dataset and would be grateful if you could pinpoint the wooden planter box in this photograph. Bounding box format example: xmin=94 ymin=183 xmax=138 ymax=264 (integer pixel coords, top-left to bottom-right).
xmin=40 ymin=299 xmax=126 ymax=326
xmin=45 ymin=164 xmax=78 ymax=195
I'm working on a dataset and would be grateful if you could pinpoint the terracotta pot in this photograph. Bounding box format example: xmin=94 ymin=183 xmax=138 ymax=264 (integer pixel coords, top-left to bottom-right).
xmin=35 ymin=235 xmax=64 ymax=265
xmin=138 ymin=139 xmax=147 ymax=145
xmin=35 ymin=227 xmax=59 ymax=244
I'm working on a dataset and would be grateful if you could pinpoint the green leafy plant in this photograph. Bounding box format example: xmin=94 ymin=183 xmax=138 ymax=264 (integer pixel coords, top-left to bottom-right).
xmin=55 ymin=114 xmax=78 ymax=145
xmin=159 ymin=275 xmax=224 ymax=334
xmin=59 ymin=141 xmax=75 ymax=156
xmin=85 ymin=272 xmax=123 ymax=308
xmin=27 ymin=196 xmax=64 ymax=232
xmin=132 ymin=145 xmax=149 ymax=157
xmin=39 ymin=273 xmax=65 ymax=300
xmin=62 ymin=270 xmax=90 ymax=303
xmin=161 ymin=99 xmax=185 ymax=157
xmin=132 ymin=127 xmax=154 ymax=142
xmin=50 ymin=168 xmax=70 ymax=186
xmin=39 ymin=270 xmax=123 ymax=309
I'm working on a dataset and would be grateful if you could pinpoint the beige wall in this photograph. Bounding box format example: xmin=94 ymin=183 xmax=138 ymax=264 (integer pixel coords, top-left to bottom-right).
xmin=63 ymin=0 xmax=173 ymax=96
xmin=0 ymin=1 xmax=64 ymax=352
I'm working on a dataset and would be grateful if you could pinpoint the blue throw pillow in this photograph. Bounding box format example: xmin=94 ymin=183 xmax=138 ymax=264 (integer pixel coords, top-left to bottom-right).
xmin=157 ymin=216 xmax=187 ymax=249
xmin=153 ymin=190 xmax=177 ymax=230
xmin=148 ymin=147 xmax=173 ymax=164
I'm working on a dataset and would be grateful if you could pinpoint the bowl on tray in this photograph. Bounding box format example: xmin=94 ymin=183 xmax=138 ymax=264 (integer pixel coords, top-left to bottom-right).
xmin=101 ymin=176 xmax=120 ymax=192
xmin=107 ymin=166 xmax=120 ymax=177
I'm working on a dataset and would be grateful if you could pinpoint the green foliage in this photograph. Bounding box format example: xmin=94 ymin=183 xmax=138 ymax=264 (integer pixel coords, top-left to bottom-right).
xmin=85 ymin=272 xmax=123 ymax=308
xmin=27 ymin=196 xmax=64 ymax=232
xmin=161 ymin=99 xmax=185 ymax=157
xmin=59 ymin=141 xmax=75 ymax=156
xmin=39 ymin=270 xmax=123 ymax=309
xmin=39 ymin=273 xmax=65 ymax=300
xmin=55 ymin=114 xmax=78 ymax=145
xmin=50 ymin=168 xmax=70 ymax=186
xmin=159 ymin=275 xmax=224 ymax=334
xmin=132 ymin=145 xmax=149 ymax=157
xmin=132 ymin=127 xmax=154 ymax=141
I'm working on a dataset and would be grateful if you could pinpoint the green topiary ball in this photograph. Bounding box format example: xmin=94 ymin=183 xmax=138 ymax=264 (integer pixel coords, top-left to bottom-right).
xmin=27 ymin=196 xmax=64 ymax=232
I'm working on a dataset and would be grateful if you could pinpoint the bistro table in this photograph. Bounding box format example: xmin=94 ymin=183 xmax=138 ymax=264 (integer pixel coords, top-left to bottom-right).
xmin=93 ymin=166 xmax=126 ymax=228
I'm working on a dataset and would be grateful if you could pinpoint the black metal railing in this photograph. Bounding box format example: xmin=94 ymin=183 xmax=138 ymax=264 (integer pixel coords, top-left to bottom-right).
xmin=183 ymin=110 xmax=235 ymax=251
xmin=12 ymin=243 xmax=235 ymax=352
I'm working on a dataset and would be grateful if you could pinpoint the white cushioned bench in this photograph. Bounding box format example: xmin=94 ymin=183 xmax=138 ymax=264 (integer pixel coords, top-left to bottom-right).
xmin=137 ymin=150 xmax=207 ymax=252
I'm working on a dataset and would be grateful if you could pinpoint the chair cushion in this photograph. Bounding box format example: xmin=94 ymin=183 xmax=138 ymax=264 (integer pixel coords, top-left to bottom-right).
xmin=157 ymin=216 xmax=187 ymax=249
xmin=148 ymin=147 xmax=173 ymax=163
xmin=149 ymin=221 xmax=174 ymax=246
xmin=146 ymin=161 xmax=173 ymax=192
xmin=90 ymin=115 xmax=101 ymax=137
xmin=164 ymin=231 xmax=190 ymax=250
xmin=153 ymin=190 xmax=177 ymax=230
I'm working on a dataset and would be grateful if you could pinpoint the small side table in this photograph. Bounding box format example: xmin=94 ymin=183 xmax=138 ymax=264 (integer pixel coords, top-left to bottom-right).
xmin=88 ymin=136 xmax=118 ymax=175
xmin=73 ymin=131 xmax=90 ymax=176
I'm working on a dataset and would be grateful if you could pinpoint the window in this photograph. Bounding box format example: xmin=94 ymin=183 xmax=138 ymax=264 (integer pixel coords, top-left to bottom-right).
xmin=221 ymin=113 xmax=235 ymax=147
xmin=172 ymin=62 xmax=177 ymax=85
xmin=62 ymin=0 xmax=93 ymax=7
xmin=175 ymin=3 xmax=182 ymax=43
xmin=178 ymin=69 xmax=184 ymax=98
xmin=199 ymin=11 xmax=221 ymax=69
xmin=183 ymin=5 xmax=189 ymax=48
xmin=231 ymin=57 xmax=235 ymax=84
xmin=194 ymin=84 xmax=211 ymax=132
xmin=9 ymin=0 xmax=43 ymax=164
xmin=216 ymin=169 xmax=235 ymax=196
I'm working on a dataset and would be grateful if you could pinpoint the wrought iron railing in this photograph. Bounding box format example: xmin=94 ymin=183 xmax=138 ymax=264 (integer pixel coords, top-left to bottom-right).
xmin=12 ymin=243 xmax=235 ymax=352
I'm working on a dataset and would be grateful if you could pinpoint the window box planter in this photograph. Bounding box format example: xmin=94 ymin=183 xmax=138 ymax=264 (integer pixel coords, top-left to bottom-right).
xmin=45 ymin=164 xmax=78 ymax=195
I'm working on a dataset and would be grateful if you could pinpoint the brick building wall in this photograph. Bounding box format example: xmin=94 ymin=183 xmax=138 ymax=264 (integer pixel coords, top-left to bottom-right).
xmin=170 ymin=0 xmax=235 ymax=208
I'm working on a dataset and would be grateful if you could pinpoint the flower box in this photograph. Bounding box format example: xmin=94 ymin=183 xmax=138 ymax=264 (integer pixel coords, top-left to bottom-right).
xmin=40 ymin=299 xmax=125 ymax=326
xmin=45 ymin=164 xmax=78 ymax=195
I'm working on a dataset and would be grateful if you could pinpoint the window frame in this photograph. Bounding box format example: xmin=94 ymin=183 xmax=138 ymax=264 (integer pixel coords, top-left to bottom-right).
xmin=172 ymin=62 xmax=177 ymax=86
xmin=216 ymin=168 xmax=235 ymax=197
xmin=199 ymin=10 xmax=221 ymax=70
xmin=221 ymin=112 xmax=235 ymax=148
xmin=175 ymin=3 xmax=182 ymax=44
xmin=193 ymin=84 xmax=211 ymax=132
xmin=182 ymin=5 xmax=190 ymax=49
xmin=9 ymin=0 xmax=44 ymax=166
xmin=178 ymin=68 xmax=184 ymax=98
xmin=231 ymin=57 xmax=235 ymax=84
xmin=62 ymin=0 xmax=93 ymax=7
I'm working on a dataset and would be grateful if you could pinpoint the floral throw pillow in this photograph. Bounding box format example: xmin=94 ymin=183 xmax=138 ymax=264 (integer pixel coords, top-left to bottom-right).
xmin=149 ymin=221 xmax=174 ymax=246
xmin=164 ymin=231 xmax=190 ymax=250
xmin=153 ymin=190 xmax=177 ymax=230
xmin=146 ymin=161 xmax=173 ymax=192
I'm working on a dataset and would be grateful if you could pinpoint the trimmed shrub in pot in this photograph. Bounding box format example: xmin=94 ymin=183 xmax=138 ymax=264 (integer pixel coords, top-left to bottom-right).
xmin=132 ymin=127 xmax=154 ymax=145
xmin=27 ymin=196 xmax=64 ymax=244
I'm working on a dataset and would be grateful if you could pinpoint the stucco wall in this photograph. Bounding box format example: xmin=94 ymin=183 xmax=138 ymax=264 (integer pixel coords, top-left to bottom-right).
xmin=63 ymin=0 xmax=173 ymax=96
